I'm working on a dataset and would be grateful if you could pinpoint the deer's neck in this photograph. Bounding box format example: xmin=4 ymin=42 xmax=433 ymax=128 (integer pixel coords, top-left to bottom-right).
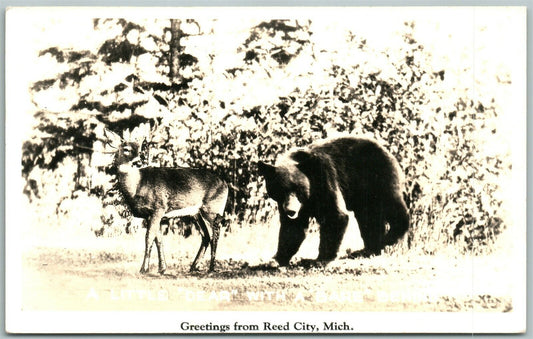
xmin=116 ymin=163 xmax=141 ymax=200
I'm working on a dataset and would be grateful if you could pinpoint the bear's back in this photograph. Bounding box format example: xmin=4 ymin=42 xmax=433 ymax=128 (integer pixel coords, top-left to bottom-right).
xmin=309 ymin=136 xmax=403 ymax=197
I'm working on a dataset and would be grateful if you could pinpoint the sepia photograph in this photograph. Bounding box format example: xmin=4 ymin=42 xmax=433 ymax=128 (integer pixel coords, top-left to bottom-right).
xmin=5 ymin=6 xmax=526 ymax=333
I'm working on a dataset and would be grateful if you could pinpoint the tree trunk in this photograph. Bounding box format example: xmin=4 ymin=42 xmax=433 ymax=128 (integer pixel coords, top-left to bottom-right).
xmin=75 ymin=153 xmax=81 ymax=193
xmin=169 ymin=19 xmax=182 ymax=83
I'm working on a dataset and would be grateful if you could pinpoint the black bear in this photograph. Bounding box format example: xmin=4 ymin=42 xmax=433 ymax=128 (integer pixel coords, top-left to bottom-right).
xmin=258 ymin=136 xmax=409 ymax=266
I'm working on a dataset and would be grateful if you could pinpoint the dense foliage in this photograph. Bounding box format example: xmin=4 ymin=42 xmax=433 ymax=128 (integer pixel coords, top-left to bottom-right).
xmin=24 ymin=19 xmax=511 ymax=255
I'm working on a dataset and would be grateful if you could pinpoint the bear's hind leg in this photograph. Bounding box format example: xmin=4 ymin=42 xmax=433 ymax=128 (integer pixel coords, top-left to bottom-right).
xmin=383 ymin=195 xmax=409 ymax=246
xmin=353 ymin=204 xmax=386 ymax=257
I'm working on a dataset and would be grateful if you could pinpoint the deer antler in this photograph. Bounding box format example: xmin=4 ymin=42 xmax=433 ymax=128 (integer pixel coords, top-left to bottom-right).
xmin=103 ymin=128 xmax=124 ymax=150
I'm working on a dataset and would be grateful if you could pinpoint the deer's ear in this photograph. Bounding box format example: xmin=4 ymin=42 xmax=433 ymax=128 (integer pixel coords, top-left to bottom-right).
xmin=258 ymin=161 xmax=276 ymax=179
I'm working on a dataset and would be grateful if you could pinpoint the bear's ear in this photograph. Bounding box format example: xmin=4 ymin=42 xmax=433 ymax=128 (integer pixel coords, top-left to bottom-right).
xmin=290 ymin=150 xmax=316 ymax=166
xmin=291 ymin=150 xmax=326 ymax=176
xmin=258 ymin=161 xmax=276 ymax=178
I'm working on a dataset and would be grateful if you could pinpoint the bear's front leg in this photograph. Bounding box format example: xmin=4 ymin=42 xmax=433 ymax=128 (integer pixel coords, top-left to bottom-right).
xmin=274 ymin=213 xmax=309 ymax=266
xmin=317 ymin=213 xmax=349 ymax=263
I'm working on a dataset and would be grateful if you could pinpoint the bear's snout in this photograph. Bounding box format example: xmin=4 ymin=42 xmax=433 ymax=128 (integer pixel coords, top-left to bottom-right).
xmin=283 ymin=193 xmax=301 ymax=219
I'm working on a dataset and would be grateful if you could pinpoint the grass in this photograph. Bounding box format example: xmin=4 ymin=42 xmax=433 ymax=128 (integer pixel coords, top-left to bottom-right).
xmin=20 ymin=220 xmax=515 ymax=313
xmin=17 ymin=194 xmax=517 ymax=313
xmin=21 ymin=244 xmax=514 ymax=312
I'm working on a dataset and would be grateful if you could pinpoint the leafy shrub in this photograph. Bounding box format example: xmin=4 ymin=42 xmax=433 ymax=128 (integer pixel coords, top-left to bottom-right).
xmin=25 ymin=19 xmax=511 ymax=255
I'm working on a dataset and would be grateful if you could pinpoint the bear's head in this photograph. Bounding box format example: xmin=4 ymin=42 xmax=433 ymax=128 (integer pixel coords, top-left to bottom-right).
xmin=259 ymin=150 xmax=322 ymax=265
xmin=259 ymin=149 xmax=341 ymax=265
xmin=258 ymin=150 xmax=315 ymax=220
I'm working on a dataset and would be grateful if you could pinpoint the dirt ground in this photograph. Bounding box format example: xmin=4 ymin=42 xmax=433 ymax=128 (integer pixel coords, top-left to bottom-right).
xmin=21 ymin=242 xmax=513 ymax=312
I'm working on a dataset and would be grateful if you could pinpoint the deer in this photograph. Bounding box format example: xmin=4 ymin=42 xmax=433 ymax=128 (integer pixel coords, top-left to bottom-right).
xmin=104 ymin=129 xmax=229 ymax=273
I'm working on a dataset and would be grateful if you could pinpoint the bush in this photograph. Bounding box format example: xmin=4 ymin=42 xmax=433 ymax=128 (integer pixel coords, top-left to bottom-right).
xmin=25 ymin=20 xmax=511 ymax=255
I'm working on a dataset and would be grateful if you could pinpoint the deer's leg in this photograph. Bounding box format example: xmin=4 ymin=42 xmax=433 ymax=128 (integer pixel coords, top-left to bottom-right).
xmin=205 ymin=213 xmax=222 ymax=272
xmin=190 ymin=215 xmax=210 ymax=272
xmin=155 ymin=223 xmax=167 ymax=275
xmin=140 ymin=211 xmax=164 ymax=274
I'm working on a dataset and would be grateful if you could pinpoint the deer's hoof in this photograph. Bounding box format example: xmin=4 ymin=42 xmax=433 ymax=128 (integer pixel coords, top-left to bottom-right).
xmin=140 ymin=267 xmax=149 ymax=274
xmin=158 ymin=267 xmax=167 ymax=275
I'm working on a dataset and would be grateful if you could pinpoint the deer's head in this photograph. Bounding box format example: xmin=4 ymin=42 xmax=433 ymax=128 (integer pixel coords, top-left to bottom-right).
xmin=103 ymin=129 xmax=144 ymax=167
xmin=116 ymin=142 xmax=142 ymax=167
